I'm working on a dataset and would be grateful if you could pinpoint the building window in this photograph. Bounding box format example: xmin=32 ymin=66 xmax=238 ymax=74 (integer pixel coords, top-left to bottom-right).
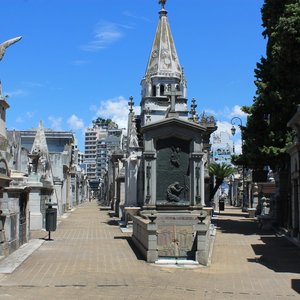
xmin=160 ymin=84 xmax=164 ymax=96
xmin=152 ymin=85 xmax=156 ymax=97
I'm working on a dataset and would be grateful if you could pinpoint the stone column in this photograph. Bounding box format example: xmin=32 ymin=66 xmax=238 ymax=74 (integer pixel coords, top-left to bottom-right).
xmin=113 ymin=162 xmax=119 ymax=210
xmin=252 ymin=183 xmax=259 ymax=208
xmin=190 ymin=153 xmax=204 ymax=207
xmin=27 ymin=183 xmax=43 ymax=230
xmin=200 ymin=155 xmax=207 ymax=207
xmin=143 ymin=152 xmax=156 ymax=209
xmin=126 ymin=155 xmax=138 ymax=207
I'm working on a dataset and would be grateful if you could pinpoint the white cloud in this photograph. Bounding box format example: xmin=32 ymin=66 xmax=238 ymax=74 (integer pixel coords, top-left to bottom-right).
xmin=228 ymin=105 xmax=247 ymax=119
xmin=81 ymin=22 xmax=124 ymax=51
xmin=6 ymin=89 xmax=28 ymax=97
xmin=48 ymin=116 xmax=62 ymax=131
xmin=91 ymin=96 xmax=139 ymax=129
xmin=215 ymin=120 xmax=235 ymax=136
xmin=202 ymin=105 xmax=247 ymax=120
xmin=67 ymin=114 xmax=85 ymax=130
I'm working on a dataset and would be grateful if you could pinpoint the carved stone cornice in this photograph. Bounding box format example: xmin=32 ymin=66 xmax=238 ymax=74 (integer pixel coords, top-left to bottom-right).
xmin=143 ymin=152 xmax=156 ymax=160
xmin=190 ymin=152 xmax=204 ymax=160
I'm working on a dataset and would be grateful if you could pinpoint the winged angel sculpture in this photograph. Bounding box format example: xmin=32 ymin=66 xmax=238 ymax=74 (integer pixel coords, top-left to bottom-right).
xmin=0 ymin=36 xmax=22 ymax=61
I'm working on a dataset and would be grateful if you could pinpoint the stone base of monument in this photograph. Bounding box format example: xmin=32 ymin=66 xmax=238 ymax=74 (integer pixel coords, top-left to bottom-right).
xmin=131 ymin=209 xmax=212 ymax=265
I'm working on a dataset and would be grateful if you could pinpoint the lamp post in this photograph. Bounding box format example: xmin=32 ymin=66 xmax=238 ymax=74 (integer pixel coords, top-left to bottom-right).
xmin=231 ymin=117 xmax=248 ymax=212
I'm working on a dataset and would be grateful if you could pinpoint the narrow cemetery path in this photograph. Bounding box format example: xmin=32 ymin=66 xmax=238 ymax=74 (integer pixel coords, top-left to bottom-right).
xmin=0 ymin=201 xmax=299 ymax=299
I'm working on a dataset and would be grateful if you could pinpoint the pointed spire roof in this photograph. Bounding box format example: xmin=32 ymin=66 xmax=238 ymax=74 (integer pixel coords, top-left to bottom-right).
xmin=31 ymin=120 xmax=49 ymax=155
xmin=144 ymin=1 xmax=182 ymax=79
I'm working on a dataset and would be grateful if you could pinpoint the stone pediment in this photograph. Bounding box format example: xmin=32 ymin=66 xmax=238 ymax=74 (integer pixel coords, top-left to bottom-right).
xmin=141 ymin=117 xmax=206 ymax=139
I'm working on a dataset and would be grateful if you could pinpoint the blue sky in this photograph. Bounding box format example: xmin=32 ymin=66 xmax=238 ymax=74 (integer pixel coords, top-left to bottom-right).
xmin=1 ymin=0 xmax=266 ymax=151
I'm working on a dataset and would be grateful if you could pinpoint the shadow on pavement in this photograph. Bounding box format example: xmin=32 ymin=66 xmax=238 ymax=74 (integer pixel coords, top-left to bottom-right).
xmin=114 ymin=236 xmax=144 ymax=260
xmin=250 ymin=236 xmax=300 ymax=274
xmin=216 ymin=209 xmax=300 ymax=274
xmin=105 ymin=219 xmax=119 ymax=226
xmin=291 ymin=279 xmax=300 ymax=294
xmin=216 ymin=218 xmax=273 ymax=236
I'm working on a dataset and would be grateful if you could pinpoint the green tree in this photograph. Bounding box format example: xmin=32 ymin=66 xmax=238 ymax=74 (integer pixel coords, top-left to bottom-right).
xmin=209 ymin=163 xmax=235 ymax=201
xmin=242 ymin=0 xmax=300 ymax=169
xmin=93 ymin=117 xmax=118 ymax=129
xmin=241 ymin=0 xmax=300 ymax=226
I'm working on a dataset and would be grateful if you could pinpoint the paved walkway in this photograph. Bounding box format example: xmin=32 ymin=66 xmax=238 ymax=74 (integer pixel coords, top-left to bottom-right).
xmin=0 ymin=201 xmax=299 ymax=299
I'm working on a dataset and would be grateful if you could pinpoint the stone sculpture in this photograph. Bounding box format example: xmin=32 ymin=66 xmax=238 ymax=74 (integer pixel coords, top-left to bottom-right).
xmin=0 ymin=36 xmax=22 ymax=61
xmin=166 ymin=181 xmax=184 ymax=202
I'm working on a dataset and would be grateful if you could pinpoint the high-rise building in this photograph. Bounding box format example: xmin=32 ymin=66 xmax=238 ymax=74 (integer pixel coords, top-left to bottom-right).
xmin=84 ymin=118 xmax=124 ymax=192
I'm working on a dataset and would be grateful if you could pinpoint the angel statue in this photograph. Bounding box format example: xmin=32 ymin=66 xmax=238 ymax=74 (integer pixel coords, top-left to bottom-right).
xmin=0 ymin=36 xmax=22 ymax=61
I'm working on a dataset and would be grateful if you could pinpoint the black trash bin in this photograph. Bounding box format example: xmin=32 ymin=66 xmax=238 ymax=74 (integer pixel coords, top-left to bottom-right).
xmin=219 ymin=199 xmax=225 ymax=211
xmin=45 ymin=207 xmax=57 ymax=231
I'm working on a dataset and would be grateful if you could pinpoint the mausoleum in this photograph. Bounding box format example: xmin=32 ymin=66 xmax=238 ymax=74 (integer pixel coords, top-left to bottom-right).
xmin=125 ymin=1 xmax=216 ymax=264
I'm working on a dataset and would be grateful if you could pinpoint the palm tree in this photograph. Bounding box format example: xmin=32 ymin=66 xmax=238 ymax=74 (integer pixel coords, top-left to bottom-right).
xmin=209 ymin=162 xmax=235 ymax=201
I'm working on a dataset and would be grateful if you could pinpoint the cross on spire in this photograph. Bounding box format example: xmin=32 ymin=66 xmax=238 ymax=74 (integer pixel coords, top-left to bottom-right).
xmin=159 ymin=0 xmax=167 ymax=9
xmin=165 ymin=84 xmax=182 ymax=117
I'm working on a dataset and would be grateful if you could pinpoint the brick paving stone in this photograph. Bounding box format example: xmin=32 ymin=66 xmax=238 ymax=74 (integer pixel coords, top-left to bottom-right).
xmin=0 ymin=201 xmax=299 ymax=299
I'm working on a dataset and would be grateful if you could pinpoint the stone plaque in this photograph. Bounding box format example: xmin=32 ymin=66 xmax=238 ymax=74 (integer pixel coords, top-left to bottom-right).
xmin=156 ymin=137 xmax=190 ymax=205
xmin=157 ymin=225 xmax=194 ymax=258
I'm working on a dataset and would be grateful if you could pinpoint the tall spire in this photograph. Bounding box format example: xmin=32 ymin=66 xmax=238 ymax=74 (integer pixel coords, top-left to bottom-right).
xmin=31 ymin=120 xmax=49 ymax=155
xmin=144 ymin=0 xmax=182 ymax=79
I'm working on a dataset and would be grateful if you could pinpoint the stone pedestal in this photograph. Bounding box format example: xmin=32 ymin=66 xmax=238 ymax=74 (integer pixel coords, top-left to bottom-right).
xmin=195 ymin=223 xmax=210 ymax=265
xmin=27 ymin=175 xmax=53 ymax=230
xmin=131 ymin=215 xmax=158 ymax=263
xmin=132 ymin=209 xmax=211 ymax=265
xmin=248 ymin=208 xmax=256 ymax=218
xmin=27 ymin=183 xmax=43 ymax=230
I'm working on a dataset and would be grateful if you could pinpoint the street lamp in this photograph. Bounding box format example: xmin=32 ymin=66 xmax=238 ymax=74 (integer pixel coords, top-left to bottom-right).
xmin=231 ymin=117 xmax=248 ymax=212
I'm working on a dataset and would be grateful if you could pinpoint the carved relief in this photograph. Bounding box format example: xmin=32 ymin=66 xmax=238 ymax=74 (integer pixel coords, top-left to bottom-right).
xmin=166 ymin=182 xmax=183 ymax=202
xmin=170 ymin=146 xmax=180 ymax=168
xmin=152 ymin=49 xmax=158 ymax=58
xmin=156 ymin=137 xmax=190 ymax=205
xmin=161 ymin=48 xmax=169 ymax=58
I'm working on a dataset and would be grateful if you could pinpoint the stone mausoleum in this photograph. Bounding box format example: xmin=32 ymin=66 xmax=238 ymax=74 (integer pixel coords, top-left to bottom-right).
xmin=125 ymin=1 xmax=216 ymax=264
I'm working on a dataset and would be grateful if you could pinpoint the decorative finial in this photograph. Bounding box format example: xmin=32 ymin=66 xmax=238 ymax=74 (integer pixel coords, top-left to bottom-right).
xmin=128 ymin=96 xmax=134 ymax=113
xmin=190 ymin=98 xmax=198 ymax=122
xmin=159 ymin=0 xmax=167 ymax=10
